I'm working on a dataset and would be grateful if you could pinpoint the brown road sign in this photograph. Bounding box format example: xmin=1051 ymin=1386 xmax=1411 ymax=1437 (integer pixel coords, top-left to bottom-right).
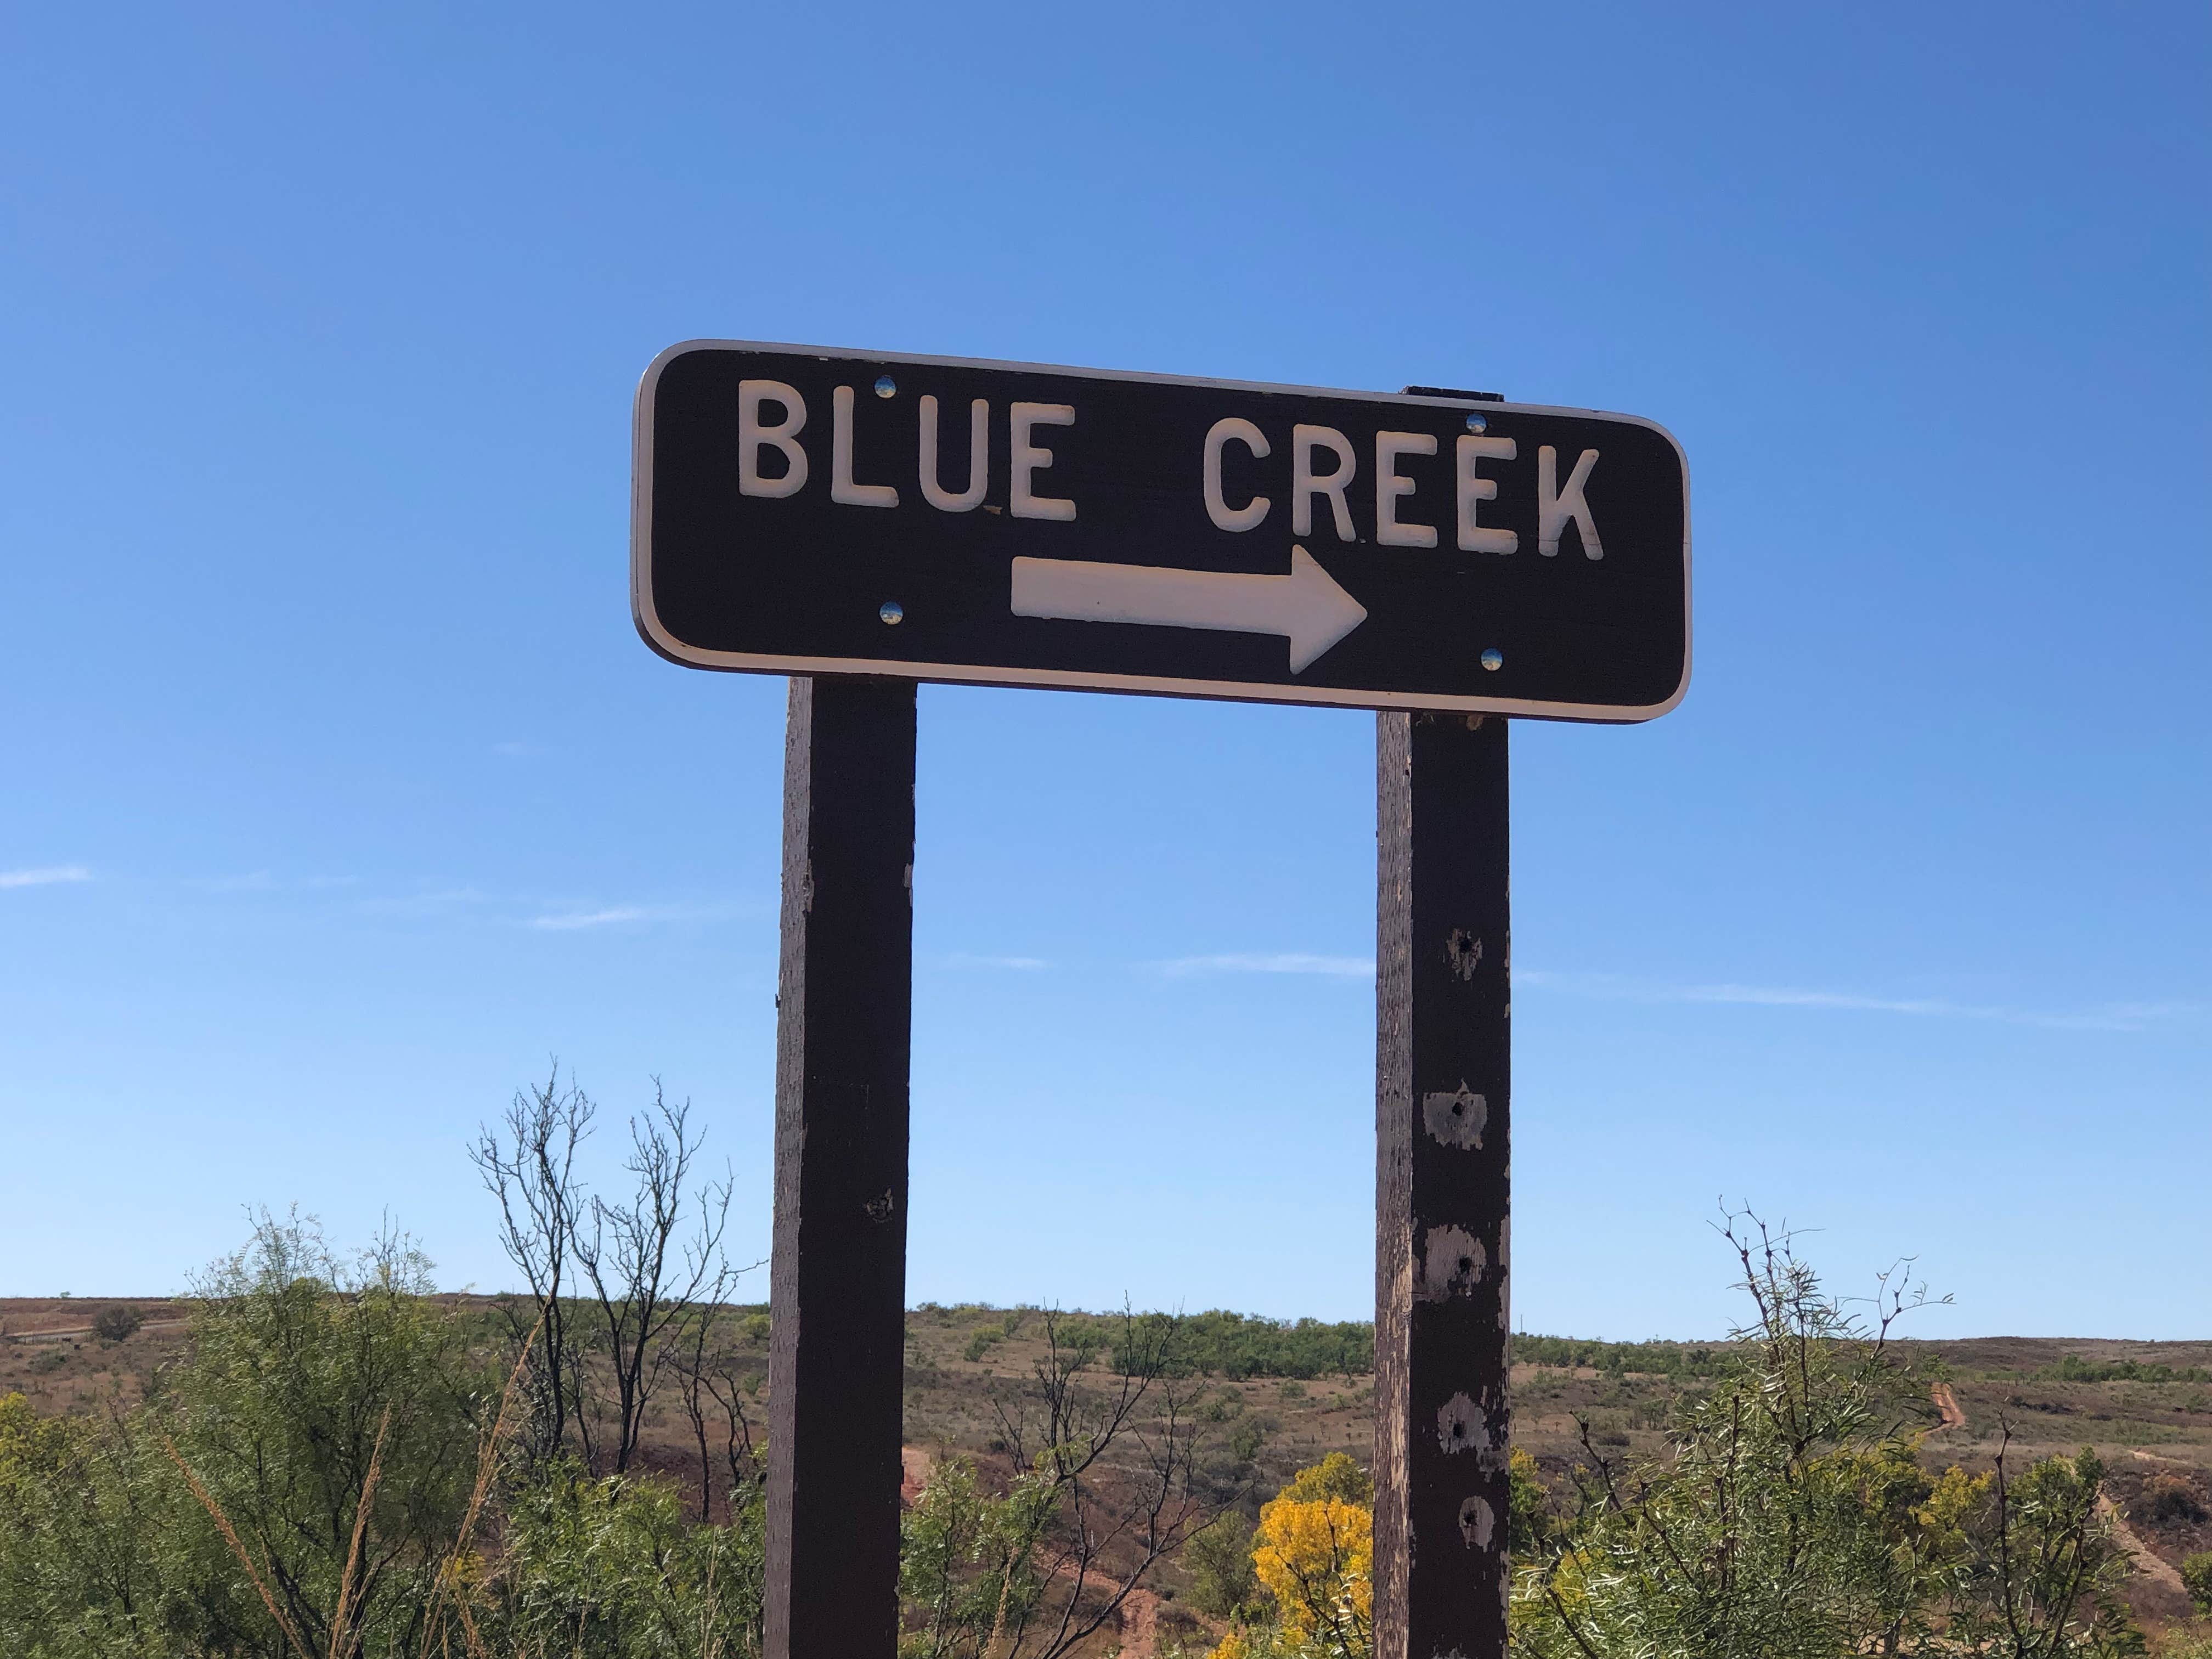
xmin=635 ymin=342 xmax=1690 ymax=720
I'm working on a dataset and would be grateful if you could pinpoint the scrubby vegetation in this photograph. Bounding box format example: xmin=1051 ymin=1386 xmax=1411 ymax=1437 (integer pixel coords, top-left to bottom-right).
xmin=2186 ymin=1552 xmax=2212 ymax=1613
xmin=1507 ymin=1221 xmax=2148 ymax=1659
xmin=0 ymin=1072 xmax=2204 ymax=1656
xmin=1139 ymin=1313 xmax=1373 ymax=1383
xmin=2034 ymin=1357 xmax=2212 ymax=1387
xmin=89 ymin=1305 xmax=144 ymax=1345
xmin=1175 ymin=1223 xmax=2156 ymax=1659
xmin=0 ymin=1213 xmax=767 ymax=1656
xmin=8 ymin=1207 xmax=2177 ymax=1657
xmin=1505 ymin=1334 xmax=1734 ymax=1379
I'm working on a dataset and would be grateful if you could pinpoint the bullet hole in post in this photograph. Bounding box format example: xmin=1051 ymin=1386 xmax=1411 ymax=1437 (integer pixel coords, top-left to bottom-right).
xmin=1419 ymin=1224 xmax=1485 ymax=1300
xmin=1460 ymin=1494 xmax=1497 ymax=1549
xmin=1446 ymin=929 xmax=1482 ymax=980
xmin=1423 ymin=1085 xmax=1487 ymax=1150
xmin=1438 ymin=1391 xmax=1482 ymax=1454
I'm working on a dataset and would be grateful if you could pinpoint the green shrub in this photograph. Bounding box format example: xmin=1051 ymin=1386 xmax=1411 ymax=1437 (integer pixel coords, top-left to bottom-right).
xmin=89 ymin=1305 xmax=142 ymax=1344
xmin=0 ymin=1214 xmax=765 ymax=1659
xmin=1511 ymin=1222 xmax=2146 ymax=1659
xmin=2033 ymin=1354 xmax=2211 ymax=1385
xmin=1113 ymin=1311 xmax=1373 ymax=1380
xmin=1511 ymin=1333 xmax=1737 ymax=1379
xmin=1184 ymin=1510 xmax=1260 ymax=1618
xmin=489 ymin=1464 xmax=765 ymax=1655
xmin=2183 ymin=1551 xmax=2212 ymax=1614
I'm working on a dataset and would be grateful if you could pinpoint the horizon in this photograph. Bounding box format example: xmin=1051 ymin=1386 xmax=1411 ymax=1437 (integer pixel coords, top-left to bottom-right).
xmin=11 ymin=1276 xmax=2210 ymax=1356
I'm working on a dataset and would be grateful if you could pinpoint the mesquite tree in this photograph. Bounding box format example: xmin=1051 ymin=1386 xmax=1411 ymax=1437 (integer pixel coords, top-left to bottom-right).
xmin=475 ymin=1066 xmax=738 ymax=1475
xmin=1510 ymin=1214 xmax=2143 ymax=1659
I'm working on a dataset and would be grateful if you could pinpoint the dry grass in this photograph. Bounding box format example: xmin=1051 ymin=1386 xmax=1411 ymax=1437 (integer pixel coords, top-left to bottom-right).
xmin=413 ymin=1306 xmax=544 ymax=1659
xmin=149 ymin=1310 xmax=541 ymax=1659
xmin=162 ymin=1434 xmax=315 ymax=1659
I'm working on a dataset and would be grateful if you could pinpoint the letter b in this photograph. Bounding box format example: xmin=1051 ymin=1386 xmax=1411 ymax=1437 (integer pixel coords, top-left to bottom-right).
xmin=740 ymin=380 xmax=808 ymax=498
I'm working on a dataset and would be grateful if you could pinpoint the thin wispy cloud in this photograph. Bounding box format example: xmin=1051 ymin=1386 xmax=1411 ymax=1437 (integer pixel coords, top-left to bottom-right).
xmin=1138 ymin=952 xmax=2192 ymax=1032
xmin=349 ymin=885 xmax=748 ymax=929
xmin=1520 ymin=970 xmax=2199 ymax=1034
xmin=359 ymin=887 xmax=493 ymax=916
xmin=197 ymin=871 xmax=361 ymax=894
xmin=524 ymin=900 xmax=732 ymax=931
xmin=945 ymin=952 xmax=1049 ymax=971
xmin=1157 ymin=952 xmax=1376 ymax=979
xmin=529 ymin=906 xmax=649 ymax=931
xmin=492 ymin=741 xmax=546 ymax=758
xmin=1 ymin=865 xmax=92 ymax=889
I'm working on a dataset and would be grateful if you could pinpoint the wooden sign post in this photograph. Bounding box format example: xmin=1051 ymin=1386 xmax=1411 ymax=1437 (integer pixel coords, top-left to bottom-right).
xmin=631 ymin=344 xmax=1689 ymax=1659
xmin=1375 ymin=710 xmax=1513 ymax=1654
xmin=764 ymin=676 xmax=917 ymax=1659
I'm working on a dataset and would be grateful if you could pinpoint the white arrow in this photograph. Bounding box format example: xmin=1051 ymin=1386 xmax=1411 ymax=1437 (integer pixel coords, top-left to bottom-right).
xmin=1009 ymin=544 xmax=1367 ymax=673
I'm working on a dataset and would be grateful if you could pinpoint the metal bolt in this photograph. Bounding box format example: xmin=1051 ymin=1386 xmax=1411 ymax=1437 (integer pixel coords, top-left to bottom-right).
xmin=873 ymin=375 xmax=896 ymax=398
xmin=1465 ymin=413 xmax=1488 ymax=433
xmin=1480 ymin=647 xmax=1503 ymax=671
xmin=879 ymin=601 xmax=904 ymax=625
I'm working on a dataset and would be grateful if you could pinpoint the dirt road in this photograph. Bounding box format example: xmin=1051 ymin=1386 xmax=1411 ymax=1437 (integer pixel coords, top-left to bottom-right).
xmin=1930 ymin=1381 xmax=1967 ymax=1431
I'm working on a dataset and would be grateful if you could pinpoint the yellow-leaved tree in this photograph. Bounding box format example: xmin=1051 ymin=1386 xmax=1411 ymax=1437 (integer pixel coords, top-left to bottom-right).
xmin=1208 ymin=1452 xmax=1373 ymax=1659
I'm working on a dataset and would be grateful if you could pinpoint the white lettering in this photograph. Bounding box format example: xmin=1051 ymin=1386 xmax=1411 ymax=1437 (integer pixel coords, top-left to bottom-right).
xmin=1375 ymin=431 xmax=1438 ymax=549
xmin=1203 ymin=417 xmax=1272 ymax=533
xmin=1456 ymin=435 xmax=1518 ymax=554
xmin=738 ymin=380 xmax=808 ymax=499
xmin=1291 ymin=425 xmax=1357 ymax=541
xmin=831 ymin=386 xmax=899 ymax=507
xmin=919 ymin=394 xmax=989 ymax=512
xmin=1009 ymin=402 xmax=1077 ymax=521
xmin=1538 ymin=445 xmax=1603 ymax=558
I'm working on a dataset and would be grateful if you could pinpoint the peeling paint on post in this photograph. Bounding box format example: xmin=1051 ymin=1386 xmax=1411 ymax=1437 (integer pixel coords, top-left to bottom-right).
xmin=765 ymin=676 xmax=917 ymax=1659
xmin=1376 ymin=711 xmax=1511 ymax=1659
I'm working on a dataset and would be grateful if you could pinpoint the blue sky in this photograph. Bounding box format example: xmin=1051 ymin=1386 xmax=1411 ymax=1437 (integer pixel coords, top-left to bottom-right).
xmin=3 ymin=3 xmax=2205 ymax=1339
